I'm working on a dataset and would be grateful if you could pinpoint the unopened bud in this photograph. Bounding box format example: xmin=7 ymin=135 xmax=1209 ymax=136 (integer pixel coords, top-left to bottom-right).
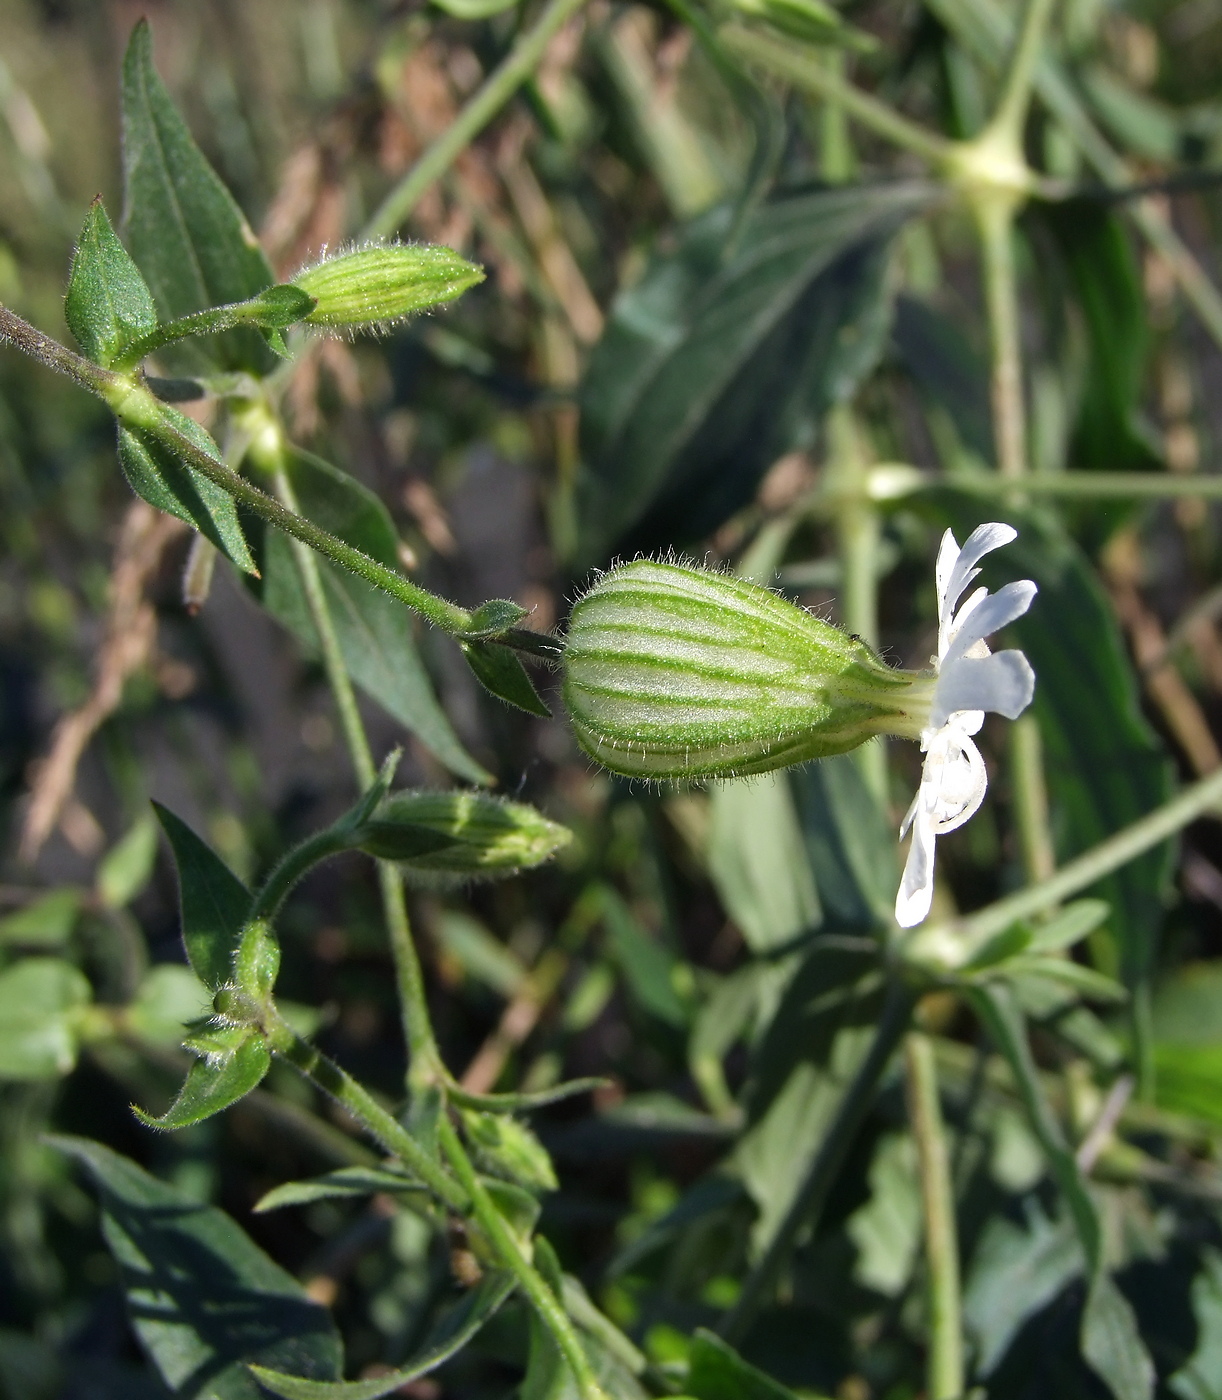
xmin=291 ymin=243 xmax=485 ymax=327
xmin=354 ymin=791 xmax=571 ymax=879
xmin=561 ymin=559 xmax=932 ymax=781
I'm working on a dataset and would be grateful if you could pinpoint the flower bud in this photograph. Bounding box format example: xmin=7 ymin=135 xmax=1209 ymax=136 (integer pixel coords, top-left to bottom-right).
xmin=291 ymin=243 xmax=485 ymax=327
xmin=562 ymin=559 xmax=932 ymax=781
xmin=353 ymin=791 xmax=571 ymax=879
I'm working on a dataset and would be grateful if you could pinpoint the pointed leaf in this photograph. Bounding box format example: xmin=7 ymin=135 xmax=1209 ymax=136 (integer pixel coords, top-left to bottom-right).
xmin=136 ymin=1025 xmax=271 ymax=1130
xmin=118 ymin=417 xmax=256 ymax=573
xmin=686 ymin=1329 xmax=802 ymax=1400
xmin=250 ymin=448 xmax=490 ymax=784
xmin=51 ymin=1135 xmax=342 ymax=1398
xmin=253 ymin=1166 xmax=426 ymax=1214
xmin=248 ymin=1272 xmax=514 ymax=1400
xmin=153 ymin=803 xmax=252 ymax=990
xmin=461 ymin=640 xmax=551 ymax=717
xmin=121 ymin=19 xmax=274 ymax=374
xmin=65 ymin=199 xmax=157 ymax=367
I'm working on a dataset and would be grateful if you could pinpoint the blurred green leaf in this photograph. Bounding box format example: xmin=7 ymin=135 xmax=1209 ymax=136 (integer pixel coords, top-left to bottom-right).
xmin=1080 ymin=66 xmax=1179 ymax=162
xmin=97 ymin=813 xmax=159 ymax=909
xmin=845 ymin=1132 xmax=920 ymax=1297
xmin=249 ymin=1273 xmax=514 ymax=1400
xmin=463 ymin=1111 xmax=558 ymax=1193
xmin=253 ymin=1166 xmax=427 ymax=1214
xmin=577 ymin=181 xmax=931 ymax=563
xmin=598 ymin=885 xmax=691 ymax=1028
xmin=1171 ymin=1248 xmax=1222 ymax=1400
xmin=892 ymin=294 xmax=994 ymax=463
xmin=153 ymin=803 xmax=252 ymax=991
xmin=0 ymin=889 xmax=81 ymax=948
xmin=0 ymin=958 xmax=91 ymax=1080
xmin=121 ymin=19 xmax=274 ymax=374
xmin=118 ymin=416 xmax=256 ymax=573
xmin=964 ymin=1203 xmax=1081 ymax=1375
xmin=432 ymin=909 xmax=527 ymax=996
xmin=686 ymin=1329 xmax=806 ymax=1399
xmin=460 ymin=640 xmax=551 ymax=718
xmin=252 ymin=448 xmax=490 ymax=785
xmin=64 ymin=199 xmax=157 ymax=368
xmin=136 ymin=1024 xmax=271 ymax=1130
xmin=790 ymin=753 xmax=895 ymax=928
xmin=708 ymin=773 xmax=821 ymax=952
xmin=126 ymin=964 xmax=213 ymax=1045
xmin=51 ymin=1135 xmax=342 ymax=1397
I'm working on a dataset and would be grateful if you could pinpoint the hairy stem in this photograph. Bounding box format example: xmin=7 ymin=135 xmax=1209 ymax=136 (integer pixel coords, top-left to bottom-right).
xmin=438 ymin=1116 xmax=608 ymax=1400
xmin=976 ymin=194 xmax=1027 ymax=479
xmin=362 ymin=0 xmax=590 ymax=239
xmin=0 ymin=304 xmax=116 ymax=392
xmin=249 ymin=826 xmax=353 ymax=921
xmin=905 ymin=1033 xmax=963 ymax=1400
xmin=719 ymin=980 xmax=914 ymax=1343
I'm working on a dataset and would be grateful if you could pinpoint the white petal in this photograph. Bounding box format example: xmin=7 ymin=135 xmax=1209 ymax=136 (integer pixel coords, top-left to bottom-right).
xmin=896 ymin=800 xmax=937 ymax=927
xmin=931 ymin=649 xmax=1036 ymax=728
xmin=943 ymin=522 xmax=1018 ymax=623
xmin=931 ymin=731 xmax=988 ymax=833
xmin=941 ymin=579 xmax=1037 ymax=675
xmin=935 ymin=529 xmax=960 ymax=628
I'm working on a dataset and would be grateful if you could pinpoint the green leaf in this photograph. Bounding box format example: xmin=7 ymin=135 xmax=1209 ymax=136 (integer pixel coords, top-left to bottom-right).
xmin=0 ymin=958 xmax=92 ymax=1080
xmin=120 ymin=19 xmax=274 ymax=374
xmin=97 ymin=813 xmax=159 ymax=909
xmin=892 ymin=294 xmax=994 ymax=464
xmin=1026 ymin=900 xmax=1112 ymax=954
xmin=251 ymin=448 xmax=490 ymax=784
xmin=153 ymin=803 xmax=252 ymax=990
xmin=576 ymin=181 xmax=930 ymax=564
xmin=963 ymin=1204 xmax=1082 ymax=1375
xmin=598 ymin=885 xmax=691 ymax=1028
xmin=118 ymin=416 xmax=256 ymax=573
xmin=463 ymin=1111 xmax=558 ymax=1193
xmin=707 ymin=773 xmax=821 ymax=952
xmin=1082 ymin=1273 xmax=1157 ymax=1400
xmin=431 ymin=0 xmax=520 ymax=17
xmin=1170 ymin=1248 xmax=1222 ymax=1400
xmin=253 ymin=1166 xmax=427 ymax=1213
xmin=51 ymin=1136 xmax=341 ymax=1398
xmin=686 ymin=1329 xmax=804 ymax=1400
xmin=0 ymin=889 xmax=81 ymax=948
xmin=844 ymin=1132 xmax=920 ymax=1297
xmin=136 ymin=1024 xmax=271 ymax=1130
xmin=431 ymin=909 xmax=527 ymax=997
xmin=460 ymin=640 xmax=551 ymax=717
xmin=248 ymin=1273 xmax=514 ymax=1400
xmin=993 ymin=956 xmax=1128 ymax=1004
xmin=64 ymin=198 xmax=157 ymax=367
xmin=126 ymin=964 xmax=214 ymax=1045
xmin=790 ymin=753 xmax=896 ymax=929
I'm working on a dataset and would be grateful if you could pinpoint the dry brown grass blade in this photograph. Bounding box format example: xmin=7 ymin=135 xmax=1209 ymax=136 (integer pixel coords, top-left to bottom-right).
xmin=19 ymin=502 xmax=185 ymax=863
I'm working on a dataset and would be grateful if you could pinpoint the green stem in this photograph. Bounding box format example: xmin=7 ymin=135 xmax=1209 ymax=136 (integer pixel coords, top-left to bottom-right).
xmin=1009 ymin=714 xmax=1055 ymax=884
xmin=719 ymin=25 xmax=952 ymax=165
xmin=438 ymin=1116 xmax=608 ymax=1400
xmin=273 ymin=1025 xmax=467 ymax=1211
xmin=110 ymin=296 xmax=302 ymax=371
xmin=719 ymin=979 xmax=914 ymax=1344
xmin=987 ymin=0 xmax=1058 ymax=147
xmin=904 ymin=1033 xmax=963 ymax=1400
xmin=884 ymin=469 xmax=1222 ymax=502
xmin=265 ymin=447 xmax=445 ymax=1088
xmin=0 ymin=304 xmax=115 ymax=393
xmin=362 ymin=0 xmax=590 ymax=240
xmin=975 ymin=194 xmax=1027 ymax=479
xmin=249 ymin=826 xmax=353 ymax=921
xmin=910 ymin=764 xmax=1222 ymax=967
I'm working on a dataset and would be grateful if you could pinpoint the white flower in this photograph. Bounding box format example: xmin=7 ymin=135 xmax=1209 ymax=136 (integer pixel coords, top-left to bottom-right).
xmin=895 ymin=523 xmax=1037 ymax=929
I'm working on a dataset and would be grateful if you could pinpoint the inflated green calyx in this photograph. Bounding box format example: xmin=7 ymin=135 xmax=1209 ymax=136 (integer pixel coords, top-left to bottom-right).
xmin=291 ymin=243 xmax=485 ymax=327
xmin=562 ymin=558 xmax=933 ymax=781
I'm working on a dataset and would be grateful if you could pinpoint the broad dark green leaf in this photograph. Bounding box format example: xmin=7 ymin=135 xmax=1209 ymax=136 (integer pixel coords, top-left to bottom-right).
xmin=891 ymin=294 xmax=993 ymax=463
xmin=64 ymin=199 xmax=157 ymax=367
xmin=598 ymin=885 xmax=691 ymax=1028
xmin=928 ymin=497 xmax=1174 ymax=984
xmin=121 ymin=19 xmax=274 ymax=374
xmin=1040 ymin=202 xmax=1159 ymax=476
xmin=0 ymin=958 xmax=91 ymax=1080
xmin=136 ymin=1025 xmax=271 ymax=1130
xmin=460 ymin=640 xmax=551 ymax=717
xmin=250 ymin=448 xmax=489 ymax=784
xmin=576 ymin=181 xmax=931 ymax=564
xmin=248 ymin=1273 xmax=514 ymax=1400
xmin=253 ymin=1166 xmax=426 ymax=1213
xmin=790 ymin=753 xmax=896 ymax=928
xmin=686 ymin=1329 xmax=804 ymax=1400
xmin=118 ymin=417 xmax=256 ymax=573
xmin=1170 ymin=1248 xmax=1222 ymax=1400
xmin=51 ymin=1136 xmax=341 ymax=1399
xmin=153 ymin=803 xmax=252 ymax=990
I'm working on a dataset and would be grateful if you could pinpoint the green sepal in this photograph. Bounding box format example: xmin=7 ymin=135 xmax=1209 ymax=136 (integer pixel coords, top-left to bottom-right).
xmin=460 ymin=598 xmax=529 ymax=639
xmin=462 ymin=1110 xmax=558 ymax=1193
xmin=461 ymin=640 xmax=551 ymax=717
xmin=247 ymin=1271 xmax=515 ymax=1400
xmin=153 ymin=803 xmax=252 ymax=991
xmin=117 ymin=413 xmax=256 ymax=573
xmin=64 ymin=198 xmax=157 ymax=367
xmin=134 ymin=1023 xmax=271 ymax=1130
xmin=253 ymin=284 xmax=317 ymax=328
